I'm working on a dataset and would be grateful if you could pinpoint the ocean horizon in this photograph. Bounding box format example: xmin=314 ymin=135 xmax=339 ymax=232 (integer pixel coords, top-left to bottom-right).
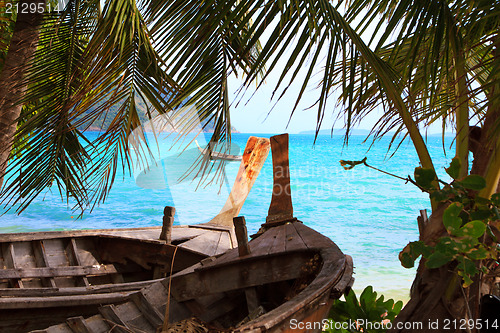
xmin=0 ymin=132 xmax=456 ymax=302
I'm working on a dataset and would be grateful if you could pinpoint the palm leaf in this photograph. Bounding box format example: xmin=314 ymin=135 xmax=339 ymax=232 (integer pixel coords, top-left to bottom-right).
xmin=2 ymin=0 xmax=177 ymax=214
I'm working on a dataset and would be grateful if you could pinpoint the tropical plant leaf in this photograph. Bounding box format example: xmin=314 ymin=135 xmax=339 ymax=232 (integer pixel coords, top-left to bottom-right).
xmin=443 ymin=202 xmax=463 ymax=235
xmin=2 ymin=0 xmax=177 ymax=214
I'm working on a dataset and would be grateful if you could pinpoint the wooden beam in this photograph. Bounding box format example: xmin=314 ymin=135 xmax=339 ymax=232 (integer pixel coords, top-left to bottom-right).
xmin=266 ymin=134 xmax=295 ymax=225
xmin=233 ymin=216 xmax=260 ymax=313
xmin=66 ymin=316 xmax=92 ymax=333
xmin=0 ymin=278 xmax=161 ymax=297
xmin=0 ymin=264 xmax=118 ymax=279
xmin=4 ymin=243 xmax=24 ymax=288
xmin=205 ymin=137 xmax=270 ymax=227
xmin=170 ymin=252 xmax=313 ymax=302
xmin=129 ymin=291 xmax=164 ymax=328
xmin=67 ymin=239 xmax=91 ymax=287
xmin=0 ymin=292 xmax=133 ymax=309
xmin=233 ymin=216 xmax=250 ymax=257
xmin=160 ymin=206 xmax=175 ymax=243
xmin=32 ymin=240 xmax=57 ymax=288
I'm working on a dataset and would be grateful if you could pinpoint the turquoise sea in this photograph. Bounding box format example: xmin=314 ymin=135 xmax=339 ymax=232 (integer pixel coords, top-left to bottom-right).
xmin=0 ymin=132 xmax=455 ymax=302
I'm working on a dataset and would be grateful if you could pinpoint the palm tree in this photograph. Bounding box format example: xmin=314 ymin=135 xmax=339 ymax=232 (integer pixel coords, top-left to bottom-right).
xmin=0 ymin=0 xmax=174 ymax=212
xmin=0 ymin=0 xmax=257 ymax=213
xmin=0 ymin=0 xmax=46 ymax=191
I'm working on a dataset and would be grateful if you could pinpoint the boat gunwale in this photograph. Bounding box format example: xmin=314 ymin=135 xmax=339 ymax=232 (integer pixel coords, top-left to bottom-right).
xmin=0 ymin=224 xmax=233 ymax=242
xmin=0 ymin=278 xmax=165 ymax=298
xmin=236 ymin=250 xmax=352 ymax=331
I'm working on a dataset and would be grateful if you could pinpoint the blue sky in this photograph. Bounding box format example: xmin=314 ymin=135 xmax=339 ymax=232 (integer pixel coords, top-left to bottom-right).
xmin=228 ymin=71 xmax=385 ymax=134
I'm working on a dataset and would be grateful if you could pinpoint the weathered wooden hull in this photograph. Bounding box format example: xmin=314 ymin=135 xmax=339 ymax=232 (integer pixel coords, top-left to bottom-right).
xmin=31 ymin=222 xmax=354 ymax=333
xmin=0 ymin=230 xmax=211 ymax=332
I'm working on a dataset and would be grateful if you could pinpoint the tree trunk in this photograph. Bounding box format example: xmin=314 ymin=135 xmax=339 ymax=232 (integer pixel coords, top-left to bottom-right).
xmin=0 ymin=0 xmax=46 ymax=188
xmin=389 ymin=206 xmax=473 ymax=333
xmin=389 ymin=81 xmax=500 ymax=333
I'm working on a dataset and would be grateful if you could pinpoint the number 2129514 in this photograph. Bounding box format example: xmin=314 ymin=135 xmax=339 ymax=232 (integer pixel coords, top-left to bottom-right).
xmin=4 ymin=2 xmax=66 ymax=14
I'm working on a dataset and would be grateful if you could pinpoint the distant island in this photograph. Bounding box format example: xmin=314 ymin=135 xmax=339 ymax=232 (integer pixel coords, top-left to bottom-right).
xmin=299 ymin=128 xmax=372 ymax=136
xmin=299 ymin=128 xmax=455 ymax=137
xmin=76 ymin=98 xmax=239 ymax=133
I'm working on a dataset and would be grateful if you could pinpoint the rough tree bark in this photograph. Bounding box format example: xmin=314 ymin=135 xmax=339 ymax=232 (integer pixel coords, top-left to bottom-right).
xmin=0 ymin=0 xmax=46 ymax=188
xmin=389 ymin=78 xmax=500 ymax=333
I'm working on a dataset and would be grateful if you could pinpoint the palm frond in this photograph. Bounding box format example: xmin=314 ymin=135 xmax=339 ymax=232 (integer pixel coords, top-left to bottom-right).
xmin=2 ymin=0 xmax=177 ymax=214
xmin=145 ymin=0 xmax=262 ymax=186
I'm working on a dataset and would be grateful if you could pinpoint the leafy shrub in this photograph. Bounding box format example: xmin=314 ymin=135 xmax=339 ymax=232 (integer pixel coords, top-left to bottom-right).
xmin=324 ymin=286 xmax=403 ymax=333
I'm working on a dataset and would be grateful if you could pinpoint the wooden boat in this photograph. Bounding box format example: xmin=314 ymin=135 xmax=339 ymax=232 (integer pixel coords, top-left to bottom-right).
xmin=196 ymin=140 xmax=242 ymax=161
xmin=0 ymin=233 xmax=206 ymax=332
xmin=0 ymin=136 xmax=271 ymax=333
xmin=33 ymin=134 xmax=354 ymax=333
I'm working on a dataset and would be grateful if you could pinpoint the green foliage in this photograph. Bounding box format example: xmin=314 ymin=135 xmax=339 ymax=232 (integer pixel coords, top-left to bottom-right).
xmin=443 ymin=203 xmax=464 ymax=234
xmin=445 ymin=157 xmax=461 ymax=180
xmin=324 ymin=287 xmax=402 ymax=333
xmin=414 ymin=167 xmax=437 ymax=190
xmin=400 ymin=160 xmax=498 ymax=287
xmin=456 ymin=175 xmax=487 ymax=191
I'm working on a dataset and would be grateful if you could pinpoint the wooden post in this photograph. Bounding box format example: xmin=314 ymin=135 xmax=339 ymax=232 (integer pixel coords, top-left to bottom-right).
xmin=233 ymin=216 xmax=260 ymax=313
xmin=264 ymin=134 xmax=297 ymax=227
xmin=233 ymin=216 xmax=250 ymax=257
xmin=160 ymin=206 xmax=175 ymax=243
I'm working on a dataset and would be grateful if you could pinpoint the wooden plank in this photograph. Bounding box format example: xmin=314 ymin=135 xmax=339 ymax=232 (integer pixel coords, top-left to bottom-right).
xmin=130 ymin=291 xmax=164 ymax=327
xmin=0 ymin=291 xmax=133 ymax=309
xmin=331 ymin=255 xmax=354 ymax=299
xmin=33 ymin=240 xmax=57 ymax=288
xmin=0 ymin=226 xmax=163 ymax=243
xmin=84 ymin=315 xmax=111 ymax=333
xmin=233 ymin=216 xmax=250 ymax=257
xmin=284 ymin=223 xmax=308 ymax=252
xmin=14 ymin=241 xmax=45 ymax=288
xmin=205 ymin=136 xmax=271 ymax=227
xmin=114 ymin=301 xmax=156 ymax=332
xmin=171 ymin=252 xmax=312 ymax=302
xmin=97 ymin=236 xmax=206 ymax=273
xmin=177 ymin=231 xmax=221 ymax=256
xmin=98 ymin=305 xmax=130 ymax=330
xmin=269 ymin=221 xmax=287 ymax=255
xmin=68 ymin=239 xmax=91 ymax=287
xmin=43 ymin=239 xmax=70 ymax=267
xmin=13 ymin=241 xmax=37 ymax=268
xmin=266 ymin=134 xmax=294 ymax=223
xmin=245 ymin=288 xmax=260 ymax=313
xmin=198 ymin=224 xmax=285 ymax=270
xmin=292 ymin=222 xmax=337 ymax=250
xmin=171 ymin=227 xmax=206 ymax=240
xmin=66 ymin=316 xmax=92 ymax=333
xmin=214 ymin=230 xmax=232 ymax=255
xmin=0 ymin=278 xmax=162 ymax=296
xmin=248 ymin=225 xmax=281 ymax=257
xmin=0 ymin=264 xmax=118 ymax=279
xmin=71 ymin=239 xmax=100 ymax=266
xmin=4 ymin=243 xmax=24 ymax=288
